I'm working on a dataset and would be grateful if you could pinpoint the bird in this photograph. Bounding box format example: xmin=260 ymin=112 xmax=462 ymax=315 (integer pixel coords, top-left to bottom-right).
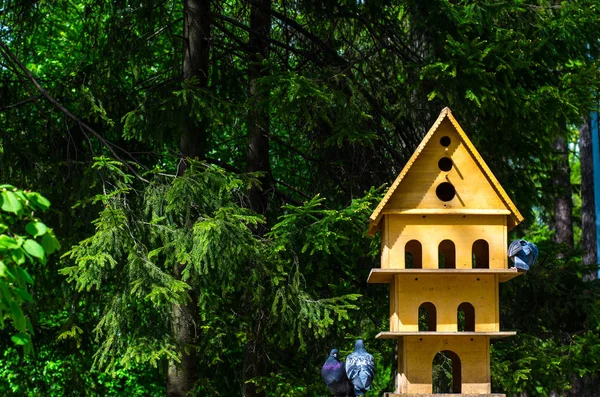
xmin=508 ymin=239 xmax=539 ymax=271
xmin=321 ymin=349 xmax=354 ymax=397
xmin=345 ymin=340 xmax=375 ymax=396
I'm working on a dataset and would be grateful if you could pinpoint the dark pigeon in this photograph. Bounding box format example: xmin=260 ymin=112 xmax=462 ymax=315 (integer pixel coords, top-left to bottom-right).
xmin=345 ymin=340 xmax=374 ymax=396
xmin=322 ymin=349 xmax=354 ymax=397
xmin=508 ymin=239 xmax=539 ymax=271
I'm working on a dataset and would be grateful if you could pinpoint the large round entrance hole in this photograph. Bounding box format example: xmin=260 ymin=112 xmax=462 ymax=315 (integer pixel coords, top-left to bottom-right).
xmin=438 ymin=157 xmax=453 ymax=172
xmin=436 ymin=182 xmax=456 ymax=202
xmin=432 ymin=350 xmax=461 ymax=393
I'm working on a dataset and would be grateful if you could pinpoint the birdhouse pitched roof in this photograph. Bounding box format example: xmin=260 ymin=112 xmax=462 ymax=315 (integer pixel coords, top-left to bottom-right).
xmin=368 ymin=107 xmax=523 ymax=236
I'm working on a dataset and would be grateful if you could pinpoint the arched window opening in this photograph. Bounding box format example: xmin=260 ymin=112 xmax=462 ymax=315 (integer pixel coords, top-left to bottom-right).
xmin=457 ymin=302 xmax=475 ymax=332
xmin=418 ymin=302 xmax=437 ymax=331
xmin=405 ymin=240 xmax=422 ymax=269
xmin=432 ymin=350 xmax=461 ymax=393
xmin=472 ymin=239 xmax=490 ymax=269
xmin=438 ymin=240 xmax=456 ymax=269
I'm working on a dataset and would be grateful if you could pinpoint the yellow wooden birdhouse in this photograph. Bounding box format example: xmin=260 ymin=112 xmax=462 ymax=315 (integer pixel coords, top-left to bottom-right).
xmin=368 ymin=108 xmax=523 ymax=396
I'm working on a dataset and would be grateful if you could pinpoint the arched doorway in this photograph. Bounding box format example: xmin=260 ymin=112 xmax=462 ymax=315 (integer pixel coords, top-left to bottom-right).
xmin=432 ymin=350 xmax=461 ymax=393
xmin=438 ymin=240 xmax=456 ymax=269
xmin=457 ymin=302 xmax=475 ymax=332
xmin=472 ymin=239 xmax=489 ymax=268
xmin=418 ymin=302 xmax=437 ymax=331
xmin=405 ymin=240 xmax=422 ymax=269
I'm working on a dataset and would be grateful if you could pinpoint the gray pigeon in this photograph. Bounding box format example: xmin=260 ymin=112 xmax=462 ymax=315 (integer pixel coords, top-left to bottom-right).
xmin=508 ymin=239 xmax=539 ymax=271
xmin=345 ymin=340 xmax=375 ymax=396
xmin=321 ymin=349 xmax=354 ymax=397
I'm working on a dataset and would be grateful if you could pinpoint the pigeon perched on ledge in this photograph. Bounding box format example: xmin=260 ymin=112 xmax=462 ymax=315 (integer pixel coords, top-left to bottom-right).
xmin=322 ymin=349 xmax=354 ymax=397
xmin=508 ymin=239 xmax=539 ymax=271
xmin=345 ymin=340 xmax=374 ymax=396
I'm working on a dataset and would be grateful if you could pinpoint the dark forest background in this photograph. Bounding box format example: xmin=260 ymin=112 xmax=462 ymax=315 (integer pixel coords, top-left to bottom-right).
xmin=1 ymin=0 xmax=600 ymax=395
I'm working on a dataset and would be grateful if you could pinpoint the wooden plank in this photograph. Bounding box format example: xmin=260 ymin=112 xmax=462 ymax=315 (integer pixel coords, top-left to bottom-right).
xmin=382 ymin=208 xmax=511 ymax=215
xmin=394 ymin=389 xmax=496 ymax=395
xmin=399 ymin=334 xmax=493 ymax=393
xmin=392 ymin=274 xmax=498 ymax=332
xmin=385 ymin=214 xmax=507 ymax=270
xmin=368 ymin=268 xmax=522 ymax=284
xmin=384 ymin=122 xmax=507 ymax=212
xmin=390 ymin=276 xmax=398 ymax=331
xmin=376 ymin=331 xmax=516 ymax=340
xmin=368 ymin=108 xmax=523 ymax=235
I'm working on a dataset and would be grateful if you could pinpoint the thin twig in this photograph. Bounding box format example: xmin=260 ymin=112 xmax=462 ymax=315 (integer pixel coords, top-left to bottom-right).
xmin=2 ymin=95 xmax=40 ymax=110
xmin=0 ymin=38 xmax=149 ymax=183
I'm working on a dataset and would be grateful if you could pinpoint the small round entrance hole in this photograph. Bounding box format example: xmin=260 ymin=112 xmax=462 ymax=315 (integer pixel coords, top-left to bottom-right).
xmin=440 ymin=136 xmax=451 ymax=147
xmin=436 ymin=182 xmax=456 ymax=201
xmin=438 ymin=157 xmax=453 ymax=172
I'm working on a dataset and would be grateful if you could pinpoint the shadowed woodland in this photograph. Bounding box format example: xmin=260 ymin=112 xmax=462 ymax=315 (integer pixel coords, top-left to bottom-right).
xmin=1 ymin=0 xmax=600 ymax=396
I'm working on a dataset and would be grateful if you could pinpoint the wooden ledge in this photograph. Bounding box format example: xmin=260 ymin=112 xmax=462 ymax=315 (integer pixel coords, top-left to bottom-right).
xmin=381 ymin=208 xmax=511 ymax=216
xmin=376 ymin=331 xmax=516 ymax=340
xmin=368 ymin=268 xmax=522 ymax=284
xmin=385 ymin=394 xmax=505 ymax=397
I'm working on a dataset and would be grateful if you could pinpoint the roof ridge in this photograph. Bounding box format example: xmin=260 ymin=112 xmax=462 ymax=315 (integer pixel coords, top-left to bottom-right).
xmin=367 ymin=107 xmax=522 ymax=236
xmin=445 ymin=112 xmax=523 ymax=224
xmin=368 ymin=108 xmax=450 ymax=224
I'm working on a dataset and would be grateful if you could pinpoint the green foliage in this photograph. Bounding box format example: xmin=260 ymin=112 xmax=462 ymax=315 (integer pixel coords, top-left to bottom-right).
xmin=1 ymin=0 xmax=600 ymax=394
xmin=432 ymin=352 xmax=454 ymax=393
xmin=0 ymin=345 xmax=163 ymax=396
xmin=490 ymin=241 xmax=600 ymax=395
xmin=59 ymin=158 xmax=383 ymax=393
xmin=0 ymin=185 xmax=59 ymax=353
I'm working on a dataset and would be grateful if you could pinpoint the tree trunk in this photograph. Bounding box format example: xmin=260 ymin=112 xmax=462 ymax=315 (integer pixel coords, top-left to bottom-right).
xmin=552 ymin=136 xmax=574 ymax=251
xmin=167 ymin=278 xmax=200 ymax=397
xmin=580 ymin=118 xmax=597 ymax=280
xmin=243 ymin=1 xmax=271 ymax=396
xmin=168 ymin=0 xmax=210 ymax=395
xmin=407 ymin=0 xmax=438 ymax=137
xmin=247 ymin=0 xmax=272 ymax=217
xmin=177 ymin=0 xmax=210 ymax=174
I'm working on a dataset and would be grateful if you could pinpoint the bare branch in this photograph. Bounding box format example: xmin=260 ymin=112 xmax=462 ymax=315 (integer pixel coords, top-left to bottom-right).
xmin=2 ymin=95 xmax=40 ymax=110
xmin=0 ymin=38 xmax=148 ymax=183
xmin=211 ymin=12 xmax=325 ymax=66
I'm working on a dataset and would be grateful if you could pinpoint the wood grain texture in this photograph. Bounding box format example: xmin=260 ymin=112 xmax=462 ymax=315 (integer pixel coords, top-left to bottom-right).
xmin=377 ymin=332 xmax=516 ymax=339
xmin=387 ymin=274 xmax=500 ymax=332
xmin=368 ymin=269 xmax=522 ymax=284
xmin=368 ymin=107 xmax=523 ymax=236
xmin=383 ymin=215 xmax=507 ymax=270
xmin=384 ymin=120 xmax=506 ymax=211
xmin=383 ymin=393 xmax=506 ymax=397
xmin=393 ymin=335 xmax=492 ymax=394
xmin=367 ymin=107 xmax=523 ymax=396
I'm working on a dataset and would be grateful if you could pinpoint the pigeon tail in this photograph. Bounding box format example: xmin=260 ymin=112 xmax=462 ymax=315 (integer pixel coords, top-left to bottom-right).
xmin=513 ymin=255 xmax=529 ymax=271
xmin=352 ymin=370 xmax=372 ymax=395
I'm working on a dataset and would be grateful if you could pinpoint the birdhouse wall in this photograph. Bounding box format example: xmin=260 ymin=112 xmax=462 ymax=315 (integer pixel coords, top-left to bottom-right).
xmin=397 ymin=335 xmax=491 ymax=394
xmin=380 ymin=214 xmax=507 ymax=270
xmin=382 ymin=118 xmax=508 ymax=213
xmin=389 ymin=274 xmax=499 ymax=332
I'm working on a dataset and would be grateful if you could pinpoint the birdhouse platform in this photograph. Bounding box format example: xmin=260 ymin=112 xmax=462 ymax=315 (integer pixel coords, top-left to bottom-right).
xmin=384 ymin=394 xmax=506 ymax=397
xmin=368 ymin=108 xmax=522 ymax=395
